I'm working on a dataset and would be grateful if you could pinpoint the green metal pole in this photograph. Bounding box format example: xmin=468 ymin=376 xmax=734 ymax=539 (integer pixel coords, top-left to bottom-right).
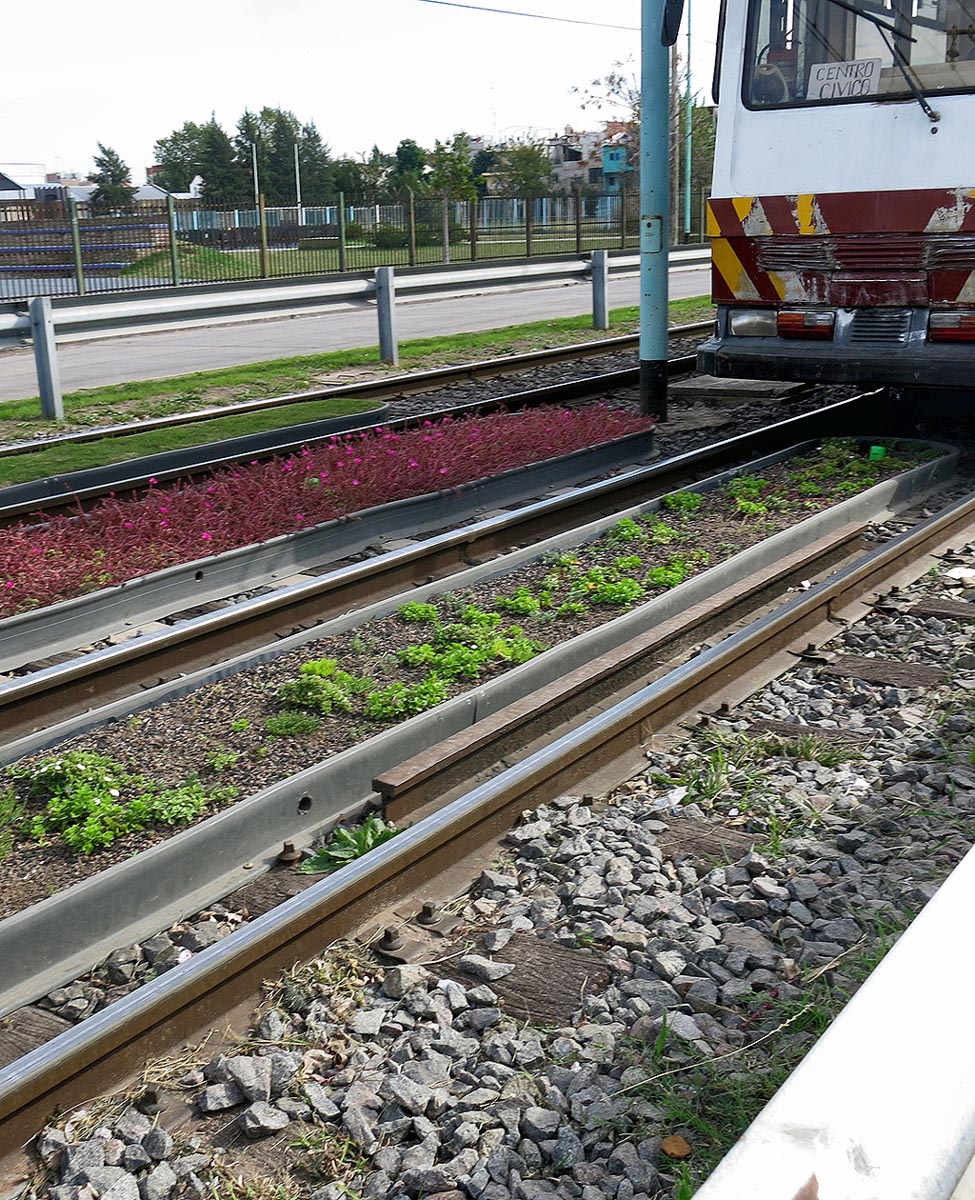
xmin=684 ymin=0 xmax=694 ymax=239
xmin=167 ymin=195 xmax=182 ymax=286
xmin=68 ymin=198 xmax=85 ymax=297
xmin=338 ymin=192 xmax=347 ymax=273
xmin=407 ymin=190 xmax=418 ymax=267
xmin=640 ymin=0 xmax=672 ymax=419
xmin=257 ymin=193 xmax=271 ymax=278
xmin=575 ymin=186 xmax=583 ymax=254
xmin=469 ymin=198 xmax=478 ymax=262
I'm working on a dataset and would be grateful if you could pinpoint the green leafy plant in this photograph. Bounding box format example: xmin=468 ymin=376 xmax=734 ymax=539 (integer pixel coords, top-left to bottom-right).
xmin=8 ymin=750 xmax=236 ymax=854
xmin=645 ymin=558 xmax=691 ymax=589
xmin=607 ymin=517 xmax=645 ymax=542
xmin=265 ymin=709 xmax=322 ymax=737
xmin=298 ymin=814 xmax=401 ymax=874
xmin=661 ymin=490 xmax=703 ymax=517
xmin=590 ymin=577 xmax=645 ymax=606
xmin=397 ymin=601 xmax=440 ymax=623
xmin=495 ymin=586 xmax=544 ymax=616
xmin=208 ymin=749 xmax=240 ymax=771
xmin=364 ymin=674 xmax=450 ymax=720
xmin=614 ymin=555 xmax=643 ymax=571
xmin=230 ymin=718 xmax=250 ymax=733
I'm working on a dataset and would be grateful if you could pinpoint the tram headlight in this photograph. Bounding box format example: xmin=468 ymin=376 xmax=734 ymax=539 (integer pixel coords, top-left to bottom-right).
xmin=728 ymin=309 xmax=778 ymax=337
xmin=777 ymin=310 xmax=836 ymax=340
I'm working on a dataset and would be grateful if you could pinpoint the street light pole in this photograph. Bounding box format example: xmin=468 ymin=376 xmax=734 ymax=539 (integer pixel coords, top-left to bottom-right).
xmin=293 ymin=143 xmax=303 ymax=223
xmin=684 ymin=0 xmax=694 ymax=239
xmin=250 ymin=142 xmax=260 ymax=208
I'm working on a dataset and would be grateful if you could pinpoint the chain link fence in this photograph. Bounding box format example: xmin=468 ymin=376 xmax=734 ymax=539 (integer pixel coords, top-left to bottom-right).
xmin=0 ymin=190 xmax=711 ymax=298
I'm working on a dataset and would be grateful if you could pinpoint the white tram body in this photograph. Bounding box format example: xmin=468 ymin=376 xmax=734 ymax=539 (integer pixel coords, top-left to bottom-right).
xmin=696 ymin=0 xmax=975 ymax=387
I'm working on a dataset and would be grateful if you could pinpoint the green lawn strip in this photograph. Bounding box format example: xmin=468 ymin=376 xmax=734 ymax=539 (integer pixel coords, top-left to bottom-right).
xmin=0 ymin=397 xmax=380 ymax=488
xmin=121 ymin=236 xmax=655 ymax=282
xmin=0 ymin=295 xmax=714 ymax=441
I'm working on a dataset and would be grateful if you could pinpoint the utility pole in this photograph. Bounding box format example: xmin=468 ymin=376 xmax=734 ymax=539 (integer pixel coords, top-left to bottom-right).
xmin=294 ymin=143 xmax=303 ymax=223
xmin=250 ymin=142 xmax=260 ymax=208
xmin=640 ymin=0 xmax=681 ymax=419
xmin=684 ymin=0 xmax=694 ymax=239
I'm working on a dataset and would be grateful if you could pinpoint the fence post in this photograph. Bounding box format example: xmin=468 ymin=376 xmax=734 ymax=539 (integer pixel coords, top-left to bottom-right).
xmin=257 ymin=194 xmax=271 ymax=278
xmin=619 ymin=185 xmax=628 ymax=250
xmin=591 ymin=249 xmax=610 ymax=330
xmin=167 ymin=195 xmax=182 ymax=287
xmin=29 ymin=297 xmax=64 ymax=420
xmin=441 ymin=193 xmax=451 ymax=265
xmin=338 ymin=192 xmax=347 ymax=272
xmin=407 ymin=191 xmax=417 ymax=267
xmin=68 ymin=198 xmax=85 ymax=297
xmin=525 ymin=198 xmax=533 ymax=257
xmin=376 ymin=266 xmax=398 ymax=366
xmin=469 ymin=198 xmax=478 ymax=262
xmin=575 ymin=187 xmax=583 ymax=254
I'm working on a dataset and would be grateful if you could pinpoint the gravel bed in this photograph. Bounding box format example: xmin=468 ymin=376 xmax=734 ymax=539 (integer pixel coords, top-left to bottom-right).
xmin=0 ymin=444 xmax=933 ymax=920
xmin=22 ymin=506 xmax=975 ymax=1200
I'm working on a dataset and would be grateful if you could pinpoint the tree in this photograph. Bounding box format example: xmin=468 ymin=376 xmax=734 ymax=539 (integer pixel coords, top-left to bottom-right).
xmin=198 ymin=119 xmax=249 ymax=206
xmin=426 ymin=132 xmax=476 ymax=200
xmin=234 ymin=107 xmax=332 ymax=206
xmin=89 ymin=144 xmax=137 ymax=213
xmin=387 ymin=138 xmax=427 ymax=194
xmin=494 ymin=141 xmax=556 ymax=198
xmin=471 ymin=148 xmax=498 ymax=197
xmin=153 ymin=121 xmax=209 ymax=193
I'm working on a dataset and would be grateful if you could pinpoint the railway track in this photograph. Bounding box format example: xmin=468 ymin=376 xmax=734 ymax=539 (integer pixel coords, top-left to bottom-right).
xmin=1 ymin=394 xmax=887 ymax=744
xmin=0 ymin=323 xmax=711 ymax=467
xmin=0 ymin=444 xmax=970 ymax=1180
xmin=0 ymin=421 xmax=967 ymax=1166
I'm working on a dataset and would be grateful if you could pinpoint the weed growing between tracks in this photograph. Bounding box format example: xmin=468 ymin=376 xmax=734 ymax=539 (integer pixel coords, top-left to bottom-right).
xmin=0 ymin=440 xmax=933 ymax=914
xmin=0 ymin=406 xmax=651 ymax=619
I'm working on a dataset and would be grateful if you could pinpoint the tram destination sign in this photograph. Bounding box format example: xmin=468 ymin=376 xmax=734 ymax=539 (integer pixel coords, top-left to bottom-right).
xmin=807 ymin=58 xmax=882 ymax=98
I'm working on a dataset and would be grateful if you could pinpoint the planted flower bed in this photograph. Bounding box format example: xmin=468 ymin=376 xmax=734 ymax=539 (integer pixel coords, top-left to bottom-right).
xmin=0 ymin=406 xmax=651 ymax=620
xmin=0 ymin=439 xmax=933 ymax=918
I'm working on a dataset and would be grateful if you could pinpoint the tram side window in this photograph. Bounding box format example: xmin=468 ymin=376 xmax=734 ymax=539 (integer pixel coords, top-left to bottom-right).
xmin=745 ymin=0 xmax=975 ymax=106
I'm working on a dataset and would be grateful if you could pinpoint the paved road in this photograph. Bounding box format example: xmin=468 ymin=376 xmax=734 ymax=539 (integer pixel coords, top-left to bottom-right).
xmin=0 ymin=266 xmax=710 ymax=402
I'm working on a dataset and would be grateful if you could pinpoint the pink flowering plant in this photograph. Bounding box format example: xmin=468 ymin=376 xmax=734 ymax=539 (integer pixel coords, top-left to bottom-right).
xmin=0 ymin=406 xmax=651 ymax=619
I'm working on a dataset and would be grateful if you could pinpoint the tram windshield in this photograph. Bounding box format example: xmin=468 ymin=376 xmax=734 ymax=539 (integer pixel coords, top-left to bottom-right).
xmin=745 ymin=0 xmax=975 ymax=105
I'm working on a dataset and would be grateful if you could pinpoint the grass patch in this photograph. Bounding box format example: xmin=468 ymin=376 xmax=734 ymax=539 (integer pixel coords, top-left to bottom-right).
xmin=0 ymin=295 xmax=714 ymax=447
xmin=0 ymin=396 xmax=379 ymax=488
xmin=636 ymin=921 xmax=906 ymax=1188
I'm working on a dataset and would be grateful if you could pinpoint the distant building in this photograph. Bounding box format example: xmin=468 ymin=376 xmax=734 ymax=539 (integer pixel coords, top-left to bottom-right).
xmin=0 ymin=163 xmax=47 ymax=202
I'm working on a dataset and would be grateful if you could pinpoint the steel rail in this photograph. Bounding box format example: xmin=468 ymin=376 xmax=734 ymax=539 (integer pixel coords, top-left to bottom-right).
xmin=0 ymin=322 xmax=713 ymax=463
xmin=1 ymin=458 xmax=970 ymax=1162
xmin=0 ymin=393 xmax=887 ymax=741
xmin=0 ymin=363 xmax=675 ymax=522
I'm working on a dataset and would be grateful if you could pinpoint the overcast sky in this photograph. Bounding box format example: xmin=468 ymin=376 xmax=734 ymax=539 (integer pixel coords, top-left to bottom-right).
xmin=3 ymin=0 xmax=718 ymax=183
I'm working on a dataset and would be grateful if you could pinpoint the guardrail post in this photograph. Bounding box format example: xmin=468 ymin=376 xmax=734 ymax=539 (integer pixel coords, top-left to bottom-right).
xmin=167 ymin=195 xmax=182 ymax=287
xmin=257 ymin=194 xmax=271 ymax=278
xmin=376 ymin=265 xmax=398 ymax=366
xmin=68 ymin=198 xmax=85 ymax=297
xmin=592 ymin=249 xmax=610 ymax=330
xmin=338 ymin=192 xmax=347 ymax=273
xmin=29 ymin=297 xmax=64 ymax=420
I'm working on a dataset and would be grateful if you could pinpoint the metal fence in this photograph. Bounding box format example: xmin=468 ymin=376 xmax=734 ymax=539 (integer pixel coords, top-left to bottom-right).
xmin=0 ymin=191 xmax=711 ymax=299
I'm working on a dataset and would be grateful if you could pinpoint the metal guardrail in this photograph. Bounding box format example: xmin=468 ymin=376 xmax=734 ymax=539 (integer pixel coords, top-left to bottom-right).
xmin=0 ymin=247 xmax=710 ymax=418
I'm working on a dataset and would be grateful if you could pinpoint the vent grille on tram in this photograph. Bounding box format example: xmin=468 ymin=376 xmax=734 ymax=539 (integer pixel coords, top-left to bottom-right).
xmin=848 ymin=309 xmax=913 ymax=343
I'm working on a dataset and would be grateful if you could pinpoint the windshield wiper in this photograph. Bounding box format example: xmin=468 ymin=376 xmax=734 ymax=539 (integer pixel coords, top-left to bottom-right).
xmin=820 ymin=0 xmax=941 ymax=120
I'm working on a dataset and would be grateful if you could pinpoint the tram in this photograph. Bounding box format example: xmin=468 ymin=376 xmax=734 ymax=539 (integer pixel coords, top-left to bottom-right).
xmin=696 ymin=0 xmax=975 ymax=388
